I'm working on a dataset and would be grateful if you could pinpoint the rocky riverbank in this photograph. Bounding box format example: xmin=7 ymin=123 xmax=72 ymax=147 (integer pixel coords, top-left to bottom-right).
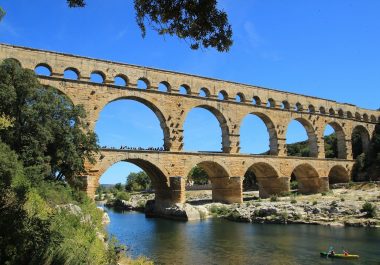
xmin=103 ymin=183 xmax=380 ymax=227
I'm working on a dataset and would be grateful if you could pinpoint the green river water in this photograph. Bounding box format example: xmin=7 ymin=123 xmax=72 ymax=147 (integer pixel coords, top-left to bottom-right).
xmin=103 ymin=206 xmax=380 ymax=265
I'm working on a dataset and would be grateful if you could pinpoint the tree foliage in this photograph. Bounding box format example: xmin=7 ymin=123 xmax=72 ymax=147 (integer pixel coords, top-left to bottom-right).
xmin=286 ymin=133 xmax=338 ymax=158
xmin=0 ymin=59 xmax=98 ymax=184
xmin=66 ymin=0 xmax=233 ymax=52
xmin=0 ymin=59 xmax=121 ymax=264
xmin=0 ymin=7 xmax=5 ymax=21
xmin=126 ymin=171 xmax=151 ymax=191
xmin=187 ymin=165 xmax=209 ymax=185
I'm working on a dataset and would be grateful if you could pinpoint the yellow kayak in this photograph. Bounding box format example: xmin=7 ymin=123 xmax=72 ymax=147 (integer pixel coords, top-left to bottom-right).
xmin=320 ymin=252 xmax=359 ymax=259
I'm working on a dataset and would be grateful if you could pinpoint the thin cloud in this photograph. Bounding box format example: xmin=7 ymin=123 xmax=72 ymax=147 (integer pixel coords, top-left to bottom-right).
xmin=115 ymin=28 xmax=127 ymax=40
xmin=243 ymin=21 xmax=263 ymax=48
xmin=0 ymin=21 xmax=19 ymax=37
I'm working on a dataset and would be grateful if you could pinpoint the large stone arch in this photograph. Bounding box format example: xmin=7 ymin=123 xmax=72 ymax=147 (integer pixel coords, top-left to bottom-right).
xmin=239 ymin=112 xmax=279 ymax=155
xmin=286 ymin=118 xmax=319 ymax=157
xmin=291 ymin=163 xmax=327 ymax=194
xmin=244 ymin=162 xmax=288 ymax=198
xmin=96 ymin=96 xmax=171 ymax=150
xmin=328 ymin=165 xmax=350 ymax=184
xmin=186 ymin=160 xmax=241 ymax=203
xmin=93 ymin=154 xmax=171 ymax=202
xmin=324 ymin=121 xmax=347 ymax=159
xmin=183 ymin=104 xmax=230 ymax=152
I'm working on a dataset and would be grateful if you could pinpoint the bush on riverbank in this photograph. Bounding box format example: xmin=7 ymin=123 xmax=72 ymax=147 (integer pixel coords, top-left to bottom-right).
xmin=361 ymin=202 xmax=377 ymax=218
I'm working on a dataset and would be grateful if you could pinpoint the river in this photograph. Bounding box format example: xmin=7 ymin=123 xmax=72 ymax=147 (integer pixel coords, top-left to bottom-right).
xmin=102 ymin=206 xmax=380 ymax=265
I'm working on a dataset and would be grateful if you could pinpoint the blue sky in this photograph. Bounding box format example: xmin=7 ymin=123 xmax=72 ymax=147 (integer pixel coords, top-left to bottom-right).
xmin=1 ymin=1 xmax=379 ymax=184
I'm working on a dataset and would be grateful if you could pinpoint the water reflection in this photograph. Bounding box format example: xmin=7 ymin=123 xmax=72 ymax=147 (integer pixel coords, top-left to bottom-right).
xmin=103 ymin=207 xmax=380 ymax=265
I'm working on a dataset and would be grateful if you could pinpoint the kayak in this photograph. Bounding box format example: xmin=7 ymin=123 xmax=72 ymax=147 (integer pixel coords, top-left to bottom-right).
xmin=320 ymin=252 xmax=359 ymax=259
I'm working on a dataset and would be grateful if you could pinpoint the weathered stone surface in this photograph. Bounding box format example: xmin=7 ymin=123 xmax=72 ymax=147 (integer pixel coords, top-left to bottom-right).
xmin=1 ymin=43 xmax=378 ymax=205
xmin=145 ymin=200 xmax=202 ymax=221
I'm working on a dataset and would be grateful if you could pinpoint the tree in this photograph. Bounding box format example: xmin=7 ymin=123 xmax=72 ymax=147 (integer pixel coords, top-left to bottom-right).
xmin=2 ymin=1 xmax=233 ymax=51
xmin=0 ymin=59 xmax=98 ymax=186
xmin=125 ymin=171 xmax=151 ymax=191
xmin=188 ymin=165 xmax=209 ymax=185
xmin=0 ymin=141 xmax=53 ymax=264
xmin=0 ymin=7 xmax=5 ymax=21
xmin=114 ymin=182 xmax=123 ymax=191
xmin=69 ymin=0 xmax=233 ymax=52
xmin=0 ymin=59 xmax=118 ymax=264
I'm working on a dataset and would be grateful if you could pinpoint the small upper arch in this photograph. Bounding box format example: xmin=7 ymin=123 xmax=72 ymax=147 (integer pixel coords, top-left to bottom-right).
xmin=199 ymin=87 xmax=211 ymax=98
xmin=281 ymin=100 xmax=290 ymax=110
xmin=158 ymin=81 xmax=171 ymax=92
xmin=236 ymin=92 xmax=245 ymax=103
xmin=137 ymin=77 xmax=150 ymax=89
xmin=308 ymin=104 xmax=316 ymax=113
xmin=319 ymin=106 xmax=326 ymax=114
xmin=218 ymin=90 xmax=229 ymax=100
xmin=7 ymin=58 xmax=22 ymax=67
xmin=90 ymin=70 xmax=106 ymax=84
xmin=179 ymin=84 xmax=191 ymax=95
xmin=362 ymin=113 xmax=369 ymax=122
xmin=114 ymin=74 xmax=128 ymax=87
xmin=337 ymin=108 xmax=344 ymax=117
xmin=34 ymin=63 xmax=52 ymax=76
xmin=346 ymin=111 xmax=353 ymax=119
xmin=267 ymin=98 xmax=276 ymax=108
xmin=370 ymin=115 xmax=376 ymax=123
xmin=355 ymin=112 xmax=361 ymax=120
xmin=295 ymin=102 xmax=303 ymax=112
xmin=252 ymin=96 xmax=262 ymax=106
xmin=64 ymin=67 xmax=80 ymax=80
xmin=329 ymin=108 xmax=335 ymax=116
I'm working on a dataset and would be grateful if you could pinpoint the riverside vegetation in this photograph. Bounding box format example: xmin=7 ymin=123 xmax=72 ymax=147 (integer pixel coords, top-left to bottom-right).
xmin=0 ymin=59 xmax=152 ymax=265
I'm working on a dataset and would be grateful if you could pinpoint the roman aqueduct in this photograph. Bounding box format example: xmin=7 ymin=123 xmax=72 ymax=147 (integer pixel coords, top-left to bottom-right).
xmin=0 ymin=44 xmax=378 ymax=204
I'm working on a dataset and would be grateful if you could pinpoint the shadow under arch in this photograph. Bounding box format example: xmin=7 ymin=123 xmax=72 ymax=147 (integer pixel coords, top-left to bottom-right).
xmin=244 ymin=162 xmax=286 ymax=198
xmin=291 ymin=163 xmax=326 ymax=194
xmin=324 ymin=121 xmax=347 ymax=159
xmin=286 ymin=118 xmax=318 ymax=157
xmin=328 ymin=165 xmax=350 ymax=184
xmin=187 ymin=160 xmax=239 ymax=203
xmin=98 ymin=96 xmax=170 ymax=150
xmin=184 ymin=104 xmax=230 ymax=152
xmin=240 ymin=112 xmax=278 ymax=155
xmin=352 ymin=125 xmax=370 ymax=159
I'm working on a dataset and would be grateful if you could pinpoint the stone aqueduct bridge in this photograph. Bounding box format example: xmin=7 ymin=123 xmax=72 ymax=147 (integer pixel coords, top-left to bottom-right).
xmin=1 ymin=44 xmax=379 ymax=204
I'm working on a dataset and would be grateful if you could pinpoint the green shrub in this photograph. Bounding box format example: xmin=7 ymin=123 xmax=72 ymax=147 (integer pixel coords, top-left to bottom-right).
xmin=340 ymin=197 xmax=345 ymax=202
xmin=209 ymin=205 xmax=231 ymax=217
xmin=280 ymin=191 xmax=292 ymax=197
xmin=358 ymin=196 xmax=363 ymax=201
xmin=361 ymin=202 xmax=377 ymax=217
xmin=312 ymin=201 xmax=318 ymax=205
xmin=321 ymin=192 xmax=327 ymax=196
xmin=115 ymin=192 xmax=131 ymax=201
xmin=290 ymin=198 xmax=297 ymax=204
xmin=270 ymin=195 xmax=278 ymax=202
xmin=290 ymin=181 xmax=298 ymax=190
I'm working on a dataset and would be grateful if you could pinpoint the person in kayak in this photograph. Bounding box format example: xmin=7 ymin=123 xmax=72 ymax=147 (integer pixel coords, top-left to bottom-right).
xmin=343 ymin=250 xmax=349 ymax=256
xmin=328 ymin=250 xmax=335 ymax=256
